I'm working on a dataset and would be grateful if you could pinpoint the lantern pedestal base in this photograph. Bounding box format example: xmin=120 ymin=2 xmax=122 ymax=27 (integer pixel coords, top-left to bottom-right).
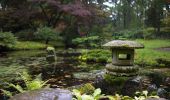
xmin=105 ymin=63 xmax=139 ymax=77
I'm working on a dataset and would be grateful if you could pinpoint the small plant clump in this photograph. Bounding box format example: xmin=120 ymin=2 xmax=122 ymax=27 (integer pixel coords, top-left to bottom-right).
xmin=74 ymin=83 xmax=96 ymax=95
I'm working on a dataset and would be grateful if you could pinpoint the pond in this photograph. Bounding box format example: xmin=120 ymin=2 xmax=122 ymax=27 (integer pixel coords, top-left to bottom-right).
xmin=0 ymin=49 xmax=105 ymax=89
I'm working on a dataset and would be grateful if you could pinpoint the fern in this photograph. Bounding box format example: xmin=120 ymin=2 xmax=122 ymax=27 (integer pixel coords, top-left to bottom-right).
xmin=8 ymin=83 xmax=25 ymax=93
xmin=2 ymin=71 xmax=49 ymax=97
xmin=1 ymin=89 xmax=13 ymax=97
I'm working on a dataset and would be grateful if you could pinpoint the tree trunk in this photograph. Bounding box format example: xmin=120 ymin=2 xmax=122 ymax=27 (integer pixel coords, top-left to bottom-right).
xmin=123 ymin=12 xmax=126 ymax=29
xmin=45 ymin=38 xmax=49 ymax=47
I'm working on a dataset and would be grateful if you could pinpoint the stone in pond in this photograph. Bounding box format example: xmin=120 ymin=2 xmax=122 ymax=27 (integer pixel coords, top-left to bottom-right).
xmin=10 ymin=88 xmax=72 ymax=100
xmin=157 ymin=88 xmax=167 ymax=98
xmin=46 ymin=47 xmax=56 ymax=63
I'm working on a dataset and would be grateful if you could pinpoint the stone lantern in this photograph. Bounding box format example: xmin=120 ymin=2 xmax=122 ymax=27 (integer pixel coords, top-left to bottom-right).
xmin=103 ymin=40 xmax=144 ymax=76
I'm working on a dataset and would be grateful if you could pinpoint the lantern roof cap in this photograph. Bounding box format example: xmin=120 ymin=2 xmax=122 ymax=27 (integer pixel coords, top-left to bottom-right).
xmin=103 ymin=40 xmax=144 ymax=49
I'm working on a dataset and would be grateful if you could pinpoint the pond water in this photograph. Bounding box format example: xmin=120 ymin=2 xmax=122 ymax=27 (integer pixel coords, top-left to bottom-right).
xmin=0 ymin=49 xmax=105 ymax=89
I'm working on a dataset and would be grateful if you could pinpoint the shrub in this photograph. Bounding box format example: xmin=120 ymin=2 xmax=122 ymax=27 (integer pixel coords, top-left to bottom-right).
xmin=143 ymin=27 xmax=155 ymax=39
xmin=113 ymin=28 xmax=155 ymax=39
xmin=156 ymin=58 xmax=170 ymax=67
xmin=34 ymin=26 xmax=61 ymax=44
xmin=79 ymin=49 xmax=111 ymax=63
xmin=113 ymin=29 xmax=143 ymax=39
xmin=0 ymin=31 xmax=17 ymax=49
xmin=72 ymin=36 xmax=101 ymax=48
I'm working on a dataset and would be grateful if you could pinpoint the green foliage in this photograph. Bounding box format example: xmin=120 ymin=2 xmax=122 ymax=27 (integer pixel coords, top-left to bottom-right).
xmin=135 ymin=91 xmax=159 ymax=100
xmin=142 ymin=27 xmax=155 ymax=39
xmin=1 ymin=89 xmax=13 ymax=97
xmin=0 ymin=31 xmax=17 ymax=48
xmin=159 ymin=15 xmax=170 ymax=38
xmin=72 ymin=88 xmax=105 ymax=100
xmin=79 ymin=49 xmax=111 ymax=63
xmin=2 ymin=71 xmax=49 ymax=97
xmin=76 ymin=83 xmax=95 ymax=95
xmin=101 ymin=24 xmax=115 ymax=40
xmin=34 ymin=26 xmax=61 ymax=43
xmin=72 ymin=36 xmax=101 ymax=48
xmin=72 ymin=88 xmax=159 ymax=100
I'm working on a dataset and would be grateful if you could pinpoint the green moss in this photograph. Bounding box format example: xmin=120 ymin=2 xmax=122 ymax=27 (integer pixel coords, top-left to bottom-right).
xmin=104 ymin=74 xmax=129 ymax=86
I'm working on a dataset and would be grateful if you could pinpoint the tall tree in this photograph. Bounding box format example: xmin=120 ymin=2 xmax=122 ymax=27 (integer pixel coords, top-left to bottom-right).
xmin=146 ymin=0 xmax=164 ymax=35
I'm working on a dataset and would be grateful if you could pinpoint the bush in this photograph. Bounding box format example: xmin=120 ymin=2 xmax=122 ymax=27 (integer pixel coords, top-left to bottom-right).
xmin=0 ymin=31 xmax=17 ymax=49
xmin=79 ymin=49 xmax=111 ymax=63
xmin=113 ymin=29 xmax=143 ymax=39
xmin=34 ymin=26 xmax=61 ymax=44
xmin=143 ymin=27 xmax=155 ymax=39
xmin=72 ymin=36 xmax=101 ymax=48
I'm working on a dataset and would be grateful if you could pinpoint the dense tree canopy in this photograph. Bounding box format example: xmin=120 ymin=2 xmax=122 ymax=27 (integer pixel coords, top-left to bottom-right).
xmin=0 ymin=0 xmax=170 ymax=46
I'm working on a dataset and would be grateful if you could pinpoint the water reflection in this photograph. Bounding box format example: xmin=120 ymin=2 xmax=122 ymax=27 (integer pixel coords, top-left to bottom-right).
xmin=0 ymin=49 xmax=105 ymax=88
